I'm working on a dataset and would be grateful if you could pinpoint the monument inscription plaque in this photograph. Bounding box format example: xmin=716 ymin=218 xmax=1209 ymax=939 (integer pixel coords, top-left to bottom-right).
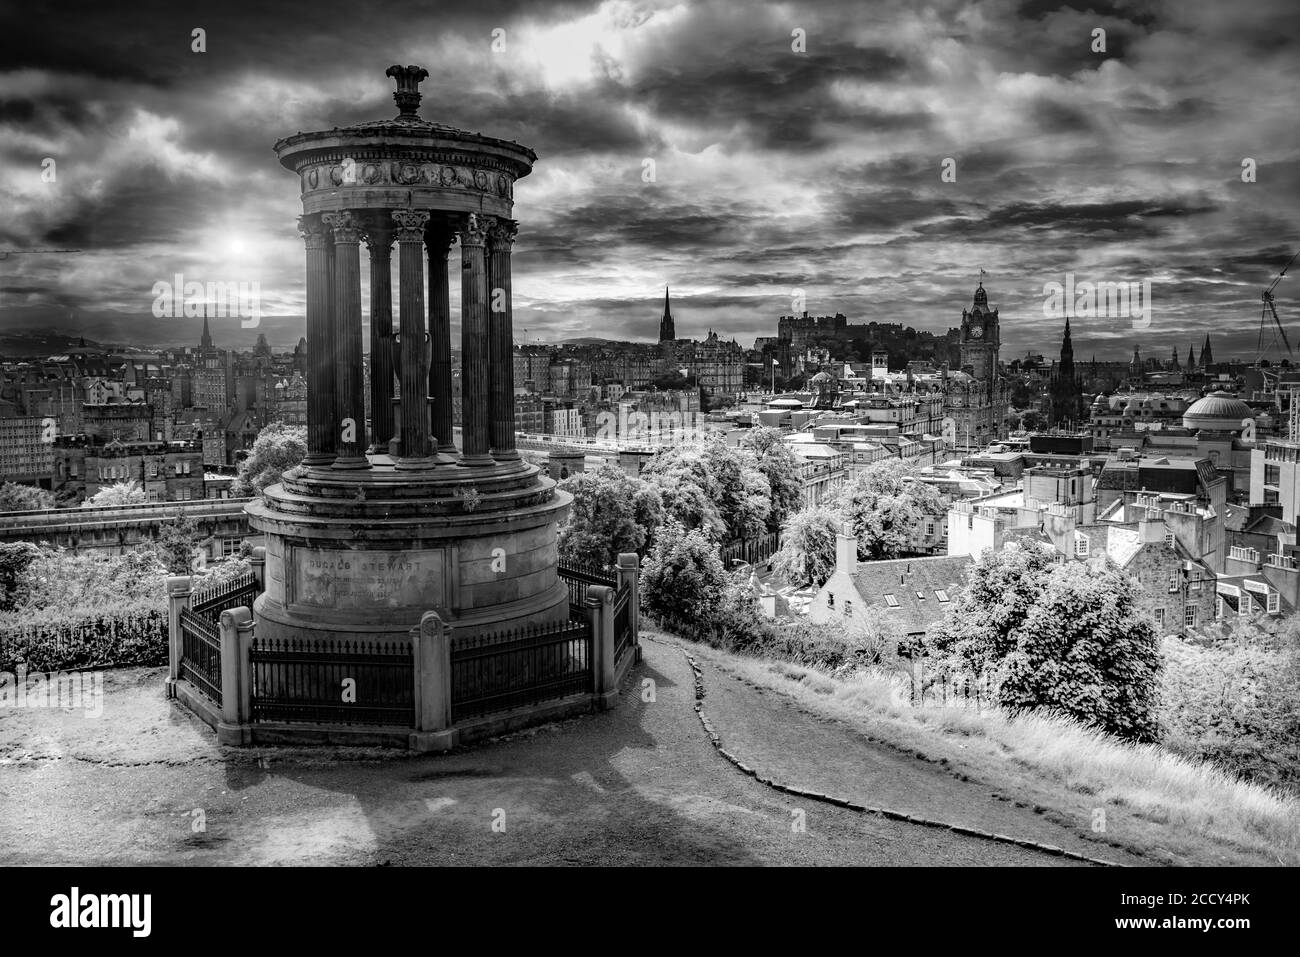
xmin=292 ymin=547 xmax=447 ymax=610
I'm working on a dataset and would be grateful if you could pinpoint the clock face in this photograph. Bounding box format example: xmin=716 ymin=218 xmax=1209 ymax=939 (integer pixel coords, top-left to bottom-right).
xmin=971 ymin=324 xmax=984 ymax=339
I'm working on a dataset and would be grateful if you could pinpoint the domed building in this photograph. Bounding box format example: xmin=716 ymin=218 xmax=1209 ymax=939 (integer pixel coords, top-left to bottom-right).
xmin=1183 ymin=391 xmax=1255 ymax=432
xmin=809 ymin=370 xmax=839 ymax=409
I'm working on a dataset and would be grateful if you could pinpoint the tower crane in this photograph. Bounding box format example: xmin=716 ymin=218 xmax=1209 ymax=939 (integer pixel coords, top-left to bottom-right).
xmin=1258 ymin=248 xmax=1299 ymax=363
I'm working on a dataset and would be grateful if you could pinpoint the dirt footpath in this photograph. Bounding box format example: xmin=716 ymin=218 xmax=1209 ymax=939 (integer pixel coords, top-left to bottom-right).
xmin=0 ymin=641 xmax=1090 ymax=866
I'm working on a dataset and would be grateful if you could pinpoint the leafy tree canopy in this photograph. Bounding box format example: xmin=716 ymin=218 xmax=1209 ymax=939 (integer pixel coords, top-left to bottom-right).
xmin=923 ymin=544 xmax=1163 ymax=741
xmin=231 ymin=423 xmax=307 ymax=497
xmin=558 ymin=464 xmax=664 ymax=568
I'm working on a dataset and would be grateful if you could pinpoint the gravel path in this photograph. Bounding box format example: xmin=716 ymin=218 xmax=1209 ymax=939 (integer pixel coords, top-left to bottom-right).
xmin=0 ymin=641 xmax=1089 ymax=865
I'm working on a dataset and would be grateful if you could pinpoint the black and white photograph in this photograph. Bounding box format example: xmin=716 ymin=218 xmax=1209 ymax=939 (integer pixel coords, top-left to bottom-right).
xmin=0 ymin=0 xmax=1294 ymax=930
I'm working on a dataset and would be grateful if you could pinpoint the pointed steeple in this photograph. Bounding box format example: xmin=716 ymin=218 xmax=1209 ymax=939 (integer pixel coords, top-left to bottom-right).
xmin=1201 ymin=334 xmax=1213 ymax=368
xmin=1170 ymin=346 xmax=1180 ymax=371
xmin=658 ymin=286 xmax=675 ymax=342
xmin=1188 ymin=344 xmax=1197 ymax=369
xmin=1059 ymin=315 xmax=1074 ymax=375
xmin=200 ymin=315 xmax=214 ymax=353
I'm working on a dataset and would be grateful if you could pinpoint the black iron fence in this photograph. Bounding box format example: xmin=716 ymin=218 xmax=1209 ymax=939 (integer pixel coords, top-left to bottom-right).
xmin=192 ymin=572 xmax=260 ymax=620
xmin=450 ymin=619 xmax=592 ymax=722
xmin=557 ymin=561 xmax=617 ymax=618
xmin=613 ymin=586 xmax=632 ymax=664
xmin=179 ymin=606 xmax=222 ymax=707
xmin=249 ymin=636 xmax=415 ymax=727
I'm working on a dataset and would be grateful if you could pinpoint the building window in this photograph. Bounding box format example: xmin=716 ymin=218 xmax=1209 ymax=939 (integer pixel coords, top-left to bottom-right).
xmin=925 ymin=521 xmax=936 ymax=537
xmin=935 ymin=589 xmax=949 ymax=602
xmin=884 ymin=594 xmax=899 ymax=608
xmin=221 ymin=538 xmax=241 ymax=558
xmin=1184 ymin=605 xmax=1197 ymax=627
xmin=1168 ymin=575 xmax=1179 ymax=593
xmin=1155 ymin=607 xmax=1165 ymax=628
xmin=827 ymin=593 xmax=834 ymax=608
xmin=1216 ymin=597 xmax=1224 ymax=619
xmin=1075 ymin=537 xmax=1089 ymax=557
xmin=1164 ymin=532 xmax=1175 ymax=546
xmin=1268 ymin=592 xmax=1280 ymax=614
xmin=843 ymin=601 xmax=852 ymax=617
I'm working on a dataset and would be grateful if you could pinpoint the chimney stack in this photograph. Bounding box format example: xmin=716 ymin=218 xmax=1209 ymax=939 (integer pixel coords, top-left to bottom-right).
xmin=836 ymin=533 xmax=857 ymax=576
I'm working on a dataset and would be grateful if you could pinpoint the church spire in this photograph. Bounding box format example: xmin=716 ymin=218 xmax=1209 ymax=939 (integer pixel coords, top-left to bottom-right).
xmin=1188 ymin=344 xmax=1196 ymax=369
xmin=658 ymin=286 xmax=675 ymax=342
xmin=200 ymin=315 xmax=214 ymax=353
xmin=1200 ymin=334 xmax=1213 ymax=368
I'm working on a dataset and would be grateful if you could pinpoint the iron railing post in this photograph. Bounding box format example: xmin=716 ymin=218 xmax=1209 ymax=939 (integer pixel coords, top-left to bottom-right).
xmin=165 ymin=575 xmax=192 ymax=699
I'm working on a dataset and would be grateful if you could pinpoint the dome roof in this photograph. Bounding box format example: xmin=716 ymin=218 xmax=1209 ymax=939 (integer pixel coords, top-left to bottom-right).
xmin=1183 ymin=391 xmax=1253 ymax=431
xmin=810 ymin=371 xmax=835 ymax=383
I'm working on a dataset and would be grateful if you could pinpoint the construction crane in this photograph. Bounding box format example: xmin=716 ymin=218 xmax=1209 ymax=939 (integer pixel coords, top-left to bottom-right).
xmin=1258 ymin=248 xmax=1299 ymax=363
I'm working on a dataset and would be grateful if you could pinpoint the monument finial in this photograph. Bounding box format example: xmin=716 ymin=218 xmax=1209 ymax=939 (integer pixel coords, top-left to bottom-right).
xmin=386 ymin=64 xmax=429 ymax=121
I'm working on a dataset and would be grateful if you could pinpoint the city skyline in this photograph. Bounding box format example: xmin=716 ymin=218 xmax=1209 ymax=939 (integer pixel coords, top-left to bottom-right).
xmin=1 ymin=0 xmax=1298 ymax=361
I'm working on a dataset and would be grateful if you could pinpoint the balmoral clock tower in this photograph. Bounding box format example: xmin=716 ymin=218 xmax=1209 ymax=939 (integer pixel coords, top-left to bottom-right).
xmin=944 ymin=279 xmax=1008 ymax=448
xmin=959 ymin=280 xmax=1000 ymax=384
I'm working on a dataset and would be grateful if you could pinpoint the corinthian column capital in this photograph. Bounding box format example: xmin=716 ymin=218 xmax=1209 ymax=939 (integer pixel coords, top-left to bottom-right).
xmin=392 ymin=207 xmax=431 ymax=243
xmin=457 ymin=212 xmax=490 ymax=247
xmin=297 ymin=214 xmax=330 ymax=249
xmin=322 ymin=210 xmax=362 ymax=243
xmin=488 ymin=218 xmax=518 ymax=249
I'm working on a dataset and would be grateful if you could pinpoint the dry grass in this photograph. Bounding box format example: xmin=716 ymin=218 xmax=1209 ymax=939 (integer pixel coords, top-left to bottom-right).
xmin=672 ymin=634 xmax=1300 ymax=866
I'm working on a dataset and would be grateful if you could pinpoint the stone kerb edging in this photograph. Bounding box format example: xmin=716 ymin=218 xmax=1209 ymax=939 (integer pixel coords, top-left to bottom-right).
xmin=648 ymin=636 xmax=1121 ymax=868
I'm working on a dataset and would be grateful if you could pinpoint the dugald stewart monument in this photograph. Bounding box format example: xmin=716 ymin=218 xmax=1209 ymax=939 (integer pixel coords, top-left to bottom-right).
xmin=163 ymin=66 xmax=642 ymax=752
xmin=252 ymin=64 xmax=570 ymax=643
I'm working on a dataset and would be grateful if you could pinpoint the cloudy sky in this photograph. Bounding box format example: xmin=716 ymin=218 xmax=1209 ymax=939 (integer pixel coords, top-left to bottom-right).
xmin=1 ymin=0 xmax=1297 ymax=361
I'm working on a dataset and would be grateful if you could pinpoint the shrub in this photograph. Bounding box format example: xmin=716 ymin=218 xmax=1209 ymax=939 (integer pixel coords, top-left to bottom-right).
xmin=1160 ymin=631 xmax=1300 ymax=792
xmin=0 ymin=601 xmax=168 ymax=672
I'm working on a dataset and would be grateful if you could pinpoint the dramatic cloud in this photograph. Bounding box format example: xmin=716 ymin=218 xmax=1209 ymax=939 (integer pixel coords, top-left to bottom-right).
xmin=0 ymin=0 xmax=1297 ymax=362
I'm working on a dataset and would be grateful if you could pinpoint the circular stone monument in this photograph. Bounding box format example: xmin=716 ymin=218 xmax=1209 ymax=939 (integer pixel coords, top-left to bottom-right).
xmin=248 ymin=65 xmax=571 ymax=642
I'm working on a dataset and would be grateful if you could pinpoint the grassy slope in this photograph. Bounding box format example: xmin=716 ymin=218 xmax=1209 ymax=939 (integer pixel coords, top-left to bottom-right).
xmin=662 ymin=631 xmax=1300 ymax=866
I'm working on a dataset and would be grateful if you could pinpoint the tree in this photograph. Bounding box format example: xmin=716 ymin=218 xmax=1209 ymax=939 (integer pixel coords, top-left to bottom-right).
xmin=651 ymin=370 xmax=691 ymax=391
xmin=640 ymin=520 xmax=728 ymax=632
xmin=1020 ymin=410 xmax=1046 ymax=432
xmin=770 ymin=505 xmax=840 ymax=588
xmin=230 ymin=423 xmax=307 ymax=497
xmin=0 ymin=542 xmax=41 ymax=611
xmin=154 ymin=510 xmax=211 ymax=575
xmin=557 ymin=464 xmax=664 ymax=568
xmin=738 ymin=427 xmax=803 ymax=532
xmin=699 ymin=438 xmax=770 ymax=541
xmin=85 ymin=480 xmax=146 ymax=507
xmin=0 ymin=482 xmax=55 ymax=512
xmin=923 ymin=544 xmax=1162 ymax=741
xmin=830 ymin=459 xmax=945 ymax=561
xmin=641 ymin=436 xmax=772 ymax=542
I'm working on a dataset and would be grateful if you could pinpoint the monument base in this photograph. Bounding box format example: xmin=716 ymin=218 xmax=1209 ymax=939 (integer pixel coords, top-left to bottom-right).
xmin=245 ymin=455 xmax=573 ymax=643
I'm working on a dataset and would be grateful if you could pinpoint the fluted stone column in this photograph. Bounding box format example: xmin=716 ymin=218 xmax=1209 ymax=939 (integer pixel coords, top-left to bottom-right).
xmin=488 ymin=218 xmax=519 ymax=461
xmin=298 ymin=215 xmax=336 ymax=467
xmin=393 ymin=207 xmax=433 ymax=469
xmin=322 ymin=210 xmax=369 ymax=469
xmin=427 ymin=222 xmax=456 ymax=458
xmin=457 ymin=214 xmax=492 ymax=467
xmin=365 ymin=222 xmax=395 ymax=453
